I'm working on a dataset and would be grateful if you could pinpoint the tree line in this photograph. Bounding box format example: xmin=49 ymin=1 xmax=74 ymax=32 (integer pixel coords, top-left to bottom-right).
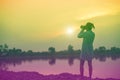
xmin=0 ymin=44 xmax=120 ymax=59
xmin=0 ymin=44 xmax=120 ymax=71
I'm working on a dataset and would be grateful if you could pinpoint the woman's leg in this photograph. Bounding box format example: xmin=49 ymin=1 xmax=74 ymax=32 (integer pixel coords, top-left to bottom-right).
xmin=88 ymin=60 xmax=92 ymax=78
xmin=80 ymin=59 xmax=85 ymax=77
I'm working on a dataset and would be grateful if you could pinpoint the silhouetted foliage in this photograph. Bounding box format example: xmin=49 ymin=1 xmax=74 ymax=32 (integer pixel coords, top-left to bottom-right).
xmin=4 ymin=44 xmax=8 ymax=49
xmin=0 ymin=44 xmax=120 ymax=62
xmin=0 ymin=44 xmax=120 ymax=70
xmin=27 ymin=50 xmax=33 ymax=53
xmin=0 ymin=44 xmax=9 ymax=56
xmin=111 ymin=47 xmax=120 ymax=53
xmin=48 ymin=47 xmax=55 ymax=53
xmin=68 ymin=44 xmax=74 ymax=53
xmin=98 ymin=46 xmax=106 ymax=52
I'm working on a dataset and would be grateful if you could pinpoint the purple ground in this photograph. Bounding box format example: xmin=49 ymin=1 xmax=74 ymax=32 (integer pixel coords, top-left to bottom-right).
xmin=0 ymin=71 xmax=119 ymax=80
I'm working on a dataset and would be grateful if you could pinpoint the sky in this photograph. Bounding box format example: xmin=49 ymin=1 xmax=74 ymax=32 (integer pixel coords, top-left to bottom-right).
xmin=0 ymin=0 xmax=120 ymax=51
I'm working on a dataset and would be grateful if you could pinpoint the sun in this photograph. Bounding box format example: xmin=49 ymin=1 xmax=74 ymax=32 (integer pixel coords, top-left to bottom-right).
xmin=66 ymin=27 xmax=74 ymax=35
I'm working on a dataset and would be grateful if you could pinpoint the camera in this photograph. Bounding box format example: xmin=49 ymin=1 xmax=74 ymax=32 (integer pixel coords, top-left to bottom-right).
xmin=80 ymin=22 xmax=95 ymax=30
xmin=80 ymin=25 xmax=86 ymax=30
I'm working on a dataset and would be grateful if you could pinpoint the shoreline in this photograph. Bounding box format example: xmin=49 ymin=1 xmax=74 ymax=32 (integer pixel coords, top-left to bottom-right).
xmin=0 ymin=70 xmax=119 ymax=80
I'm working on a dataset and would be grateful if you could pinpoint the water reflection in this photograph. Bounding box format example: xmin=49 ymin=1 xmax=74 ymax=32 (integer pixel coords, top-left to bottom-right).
xmin=0 ymin=61 xmax=8 ymax=71
xmin=68 ymin=54 xmax=74 ymax=66
xmin=49 ymin=54 xmax=56 ymax=65
xmin=0 ymin=53 xmax=120 ymax=71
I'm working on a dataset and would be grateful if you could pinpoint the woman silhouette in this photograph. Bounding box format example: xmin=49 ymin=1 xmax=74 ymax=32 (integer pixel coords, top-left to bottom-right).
xmin=77 ymin=22 xmax=95 ymax=79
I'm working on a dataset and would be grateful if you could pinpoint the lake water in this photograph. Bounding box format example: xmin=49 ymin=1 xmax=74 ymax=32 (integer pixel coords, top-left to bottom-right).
xmin=6 ymin=58 xmax=120 ymax=79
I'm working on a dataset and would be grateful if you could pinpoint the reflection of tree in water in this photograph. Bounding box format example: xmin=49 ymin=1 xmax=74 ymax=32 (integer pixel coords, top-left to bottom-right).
xmin=0 ymin=46 xmax=120 ymax=69
xmin=68 ymin=54 xmax=74 ymax=66
xmin=68 ymin=57 xmax=74 ymax=66
xmin=0 ymin=57 xmax=25 ymax=71
xmin=0 ymin=61 xmax=8 ymax=71
xmin=49 ymin=57 xmax=56 ymax=65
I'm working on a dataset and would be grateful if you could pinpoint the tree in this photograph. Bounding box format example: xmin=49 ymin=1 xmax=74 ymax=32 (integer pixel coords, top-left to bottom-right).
xmin=98 ymin=46 xmax=106 ymax=52
xmin=48 ymin=47 xmax=55 ymax=53
xmin=27 ymin=50 xmax=33 ymax=53
xmin=0 ymin=45 xmax=3 ymax=52
xmin=111 ymin=47 xmax=120 ymax=53
xmin=3 ymin=44 xmax=9 ymax=53
xmin=0 ymin=45 xmax=3 ymax=56
xmin=0 ymin=44 xmax=9 ymax=56
xmin=68 ymin=44 xmax=74 ymax=53
xmin=4 ymin=44 xmax=8 ymax=49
